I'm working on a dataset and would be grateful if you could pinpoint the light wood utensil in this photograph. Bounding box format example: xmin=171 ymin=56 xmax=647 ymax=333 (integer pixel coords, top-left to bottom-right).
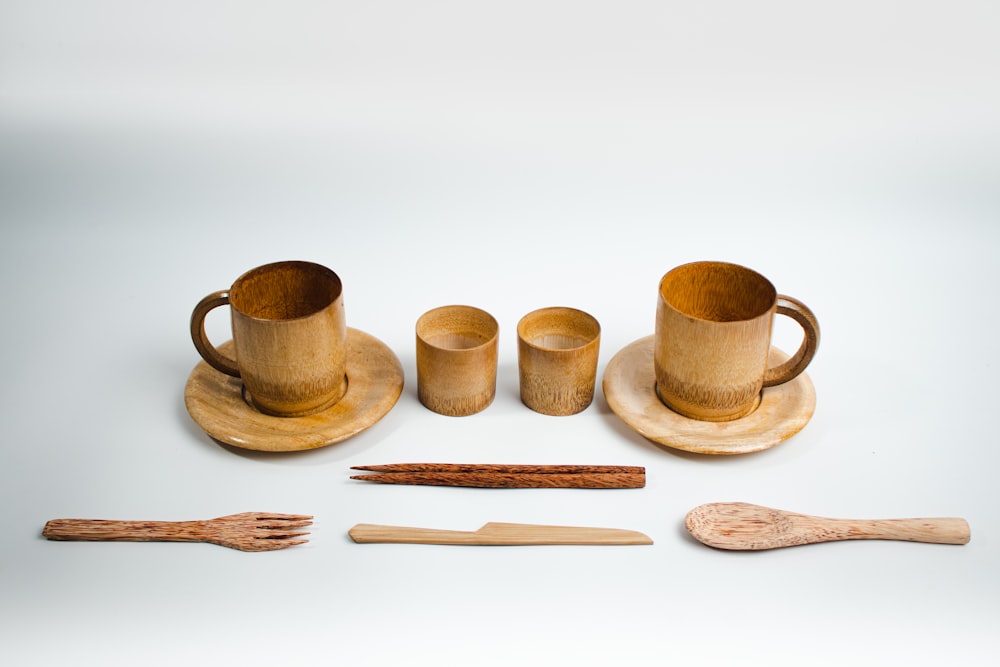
xmin=43 ymin=512 xmax=313 ymax=552
xmin=685 ymin=502 xmax=970 ymax=550
xmin=349 ymin=522 xmax=653 ymax=545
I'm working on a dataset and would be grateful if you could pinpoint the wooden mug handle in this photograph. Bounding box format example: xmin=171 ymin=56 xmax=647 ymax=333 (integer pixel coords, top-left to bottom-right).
xmin=190 ymin=290 xmax=241 ymax=377
xmin=762 ymin=295 xmax=820 ymax=388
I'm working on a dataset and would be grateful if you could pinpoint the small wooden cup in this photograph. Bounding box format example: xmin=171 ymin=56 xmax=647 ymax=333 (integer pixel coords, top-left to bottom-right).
xmin=416 ymin=305 xmax=499 ymax=416
xmin=517 ymin=307 xmax=601 ymax=416
xmin=654 ymin=261 xmax=819 ymax=422
xmin=190 ymin=261 xmax=348 ymax=417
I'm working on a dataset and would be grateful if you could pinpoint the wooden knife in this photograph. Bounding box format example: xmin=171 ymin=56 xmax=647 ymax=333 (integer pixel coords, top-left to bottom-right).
xmin=348 ymin=522 xmax=653 ymax=545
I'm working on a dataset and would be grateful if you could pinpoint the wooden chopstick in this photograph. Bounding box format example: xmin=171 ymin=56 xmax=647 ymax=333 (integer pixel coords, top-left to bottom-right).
xmin=350 ymin=464 xmax=645 ymax=489
xmin=351 ymin=463 xmax=644 ymax=474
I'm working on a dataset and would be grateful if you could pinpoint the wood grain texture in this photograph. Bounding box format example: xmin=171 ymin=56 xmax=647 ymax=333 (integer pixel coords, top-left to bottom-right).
xmin=348 ymin=522 xmax=653 ymax=545
xmin=416 ymin=305 xmax=499 ymax=416
xmin=765 ymin=295 xmax=820 ymax=387
xmin=43 ymin=513 xmax=312 ymax=552
xmin=185 ymin=328 xmax=403 ymax=452
xmin=684 ymin=502 xmax=970 ymax=550
xmin=351 ymin=471 xmax=645 ymax=488
xmin=602 ymin=336 xmax=815 ymax=454
xmin=516 ymin=307 xmax=601 ymax=415
xmin=352 ymin=463 xmax=644 ymax=474
xmin=654 ymin=261 xmax=819 ymax=421
xmin=190 ymin=261 xmax=348 ymax=417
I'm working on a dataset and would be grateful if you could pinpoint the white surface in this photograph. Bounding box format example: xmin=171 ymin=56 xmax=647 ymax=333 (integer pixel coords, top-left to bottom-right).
xmin=2 ymin=2 xmax=998 ymax=664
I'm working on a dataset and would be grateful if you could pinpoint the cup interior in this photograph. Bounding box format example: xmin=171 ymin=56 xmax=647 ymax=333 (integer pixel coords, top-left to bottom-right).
xmin=417 ymin=306 xmax=498 ymax=350
xmin=660 ymin=262 xmax=775 ymax=322
xmin=230 ymin=262 xmax=342 ymax=320
xmin=518 ymin=307 xmax=600 ymax=351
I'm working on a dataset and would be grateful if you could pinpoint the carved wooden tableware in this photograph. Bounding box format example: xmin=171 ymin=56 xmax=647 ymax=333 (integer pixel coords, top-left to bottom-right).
xmin=685 ymin=502 xmax=970 ymax=550
xmin=185 ymin=330 xmax=403 ymax=452
xmin=350 ymin=463 xmax=645 ymax=488
xmin=43 ymin=513 xmax=313 ymax=552
xmin=416 ymin=305 xmax=499 ymax=416
xmin=517 ymin=307 xmax=601 ymax=416
xmin=349 ymin=522 xmax=653 ymax=545
xmin=603 ymin=339 xmax=816 ymax=454
xmin=655 ymin=261 xmax=819 ymax=422
xmin=604 ymin=260 xmax=820 ymax=453
xmin=185 ymin=261 xmax=403 ymax=451
xmin=190 ymin=261 xmax=349 ymax=418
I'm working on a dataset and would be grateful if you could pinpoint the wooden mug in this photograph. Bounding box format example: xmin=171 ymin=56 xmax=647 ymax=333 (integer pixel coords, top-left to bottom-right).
xmin=517 ymin=307 xmax=601 ymax=416
xmin=654 ymin=261 xmax=819 ymax=422
xmin=190 ymin=261 xmax=348 ymax=417
xmin=416 ymin=305 xmax=499 ymax=416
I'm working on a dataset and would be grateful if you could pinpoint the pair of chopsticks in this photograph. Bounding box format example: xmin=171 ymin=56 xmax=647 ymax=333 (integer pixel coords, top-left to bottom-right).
xmin=350 ymin=463 xmax=645 ymax=489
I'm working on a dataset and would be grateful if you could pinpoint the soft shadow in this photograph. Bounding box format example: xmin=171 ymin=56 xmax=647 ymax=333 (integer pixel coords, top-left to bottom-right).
xmin=498 ymin=360 xmax=520 ymax=403
xmin=594 ymin=382 xmax=800 ymax=464
xmin=593 ymin=386 xmax=686 ymax=459
xmin=676 ymin=517 xmax=701 ymax=546
xmin=175 ymin=384 xmax=406 ymax=466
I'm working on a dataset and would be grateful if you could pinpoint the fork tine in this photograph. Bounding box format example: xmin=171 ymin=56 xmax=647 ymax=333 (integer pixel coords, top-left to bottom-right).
xmin=254 ymin=516 xmax=313 ymax=528
xmin=206 ymin=513 xmax=314 ymax=551
xmin=273 ymin=539 xmax=309 ymax=548
xmin=255 ymin=533 xmax=310 ymax=547
xmin=257 ymin=530 xmax=311 ymax=539
xmin=245 ymin=538 xmax=310 ymax=552
xmin=254 ymin=512 xmax=313 ymax=521
xmin=255 ymin=521 xmax=313 ymax=531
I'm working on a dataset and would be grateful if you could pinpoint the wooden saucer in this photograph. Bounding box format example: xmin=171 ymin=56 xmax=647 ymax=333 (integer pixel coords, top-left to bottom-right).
xmin=184 ymin=328 xmax=404 ymax=452
xmin=602 ymin=336 xmax=816 ymax=455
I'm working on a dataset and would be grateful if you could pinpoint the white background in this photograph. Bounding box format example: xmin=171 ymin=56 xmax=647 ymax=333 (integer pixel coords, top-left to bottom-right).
xmin=2 ymin=1 xmax=998 ymax=664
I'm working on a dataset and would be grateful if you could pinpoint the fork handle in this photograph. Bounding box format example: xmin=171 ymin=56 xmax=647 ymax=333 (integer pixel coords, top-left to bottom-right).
xmin=43 ymin=519 xmax=207 ymax=543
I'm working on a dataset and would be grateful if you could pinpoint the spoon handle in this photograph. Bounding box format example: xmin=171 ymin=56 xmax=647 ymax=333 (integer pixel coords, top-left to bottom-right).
xmin=823 ymin=517 xmax=970 ymax=544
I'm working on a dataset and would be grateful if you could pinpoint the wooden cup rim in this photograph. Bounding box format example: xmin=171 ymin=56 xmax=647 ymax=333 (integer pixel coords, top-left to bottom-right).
xmin=230 ymin=260 xmax=343 ymax=322
xmin=659 ymin=261 xmax=776 ymax=323
xmin=517 ymin=307 xmax=601 ymax=353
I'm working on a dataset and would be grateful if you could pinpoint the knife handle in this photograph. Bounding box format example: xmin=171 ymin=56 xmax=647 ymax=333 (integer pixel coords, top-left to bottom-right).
xmin=348 ymin=524 xmax=480 ymax=545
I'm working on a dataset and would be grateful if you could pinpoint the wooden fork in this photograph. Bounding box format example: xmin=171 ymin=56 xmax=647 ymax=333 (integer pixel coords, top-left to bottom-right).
xmin=42 ymin=512 xmax=312 ymax=552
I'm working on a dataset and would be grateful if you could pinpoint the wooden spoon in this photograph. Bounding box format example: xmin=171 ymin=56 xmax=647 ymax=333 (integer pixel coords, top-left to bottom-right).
xmin=685 ymin=502 xmax=970 ymax=550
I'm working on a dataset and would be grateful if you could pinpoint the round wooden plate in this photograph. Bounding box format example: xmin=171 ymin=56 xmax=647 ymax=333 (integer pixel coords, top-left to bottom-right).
xmin=602 ymin=336 xmax=816 ymax=455
xmin=184 ymin=328 xmax=404 ymax=452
